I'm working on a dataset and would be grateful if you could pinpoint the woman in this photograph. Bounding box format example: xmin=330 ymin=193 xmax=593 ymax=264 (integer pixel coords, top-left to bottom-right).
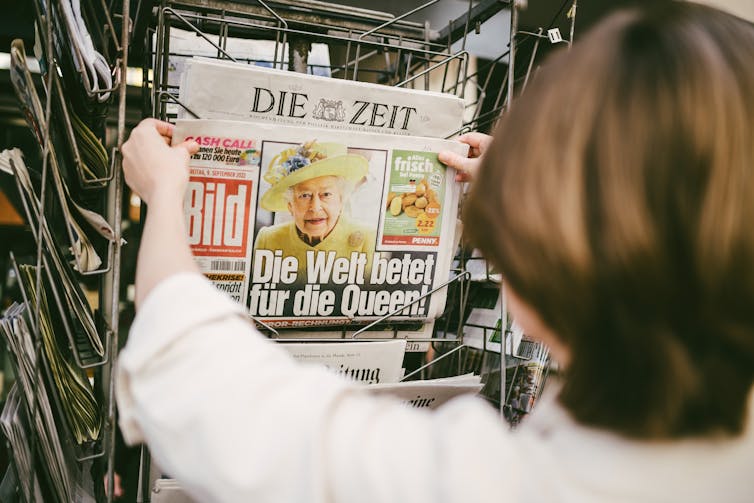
xmin=118 ymin=2 xmax=754 ymax=501
xmin=253 ymin=141 xmax=374 ymax=276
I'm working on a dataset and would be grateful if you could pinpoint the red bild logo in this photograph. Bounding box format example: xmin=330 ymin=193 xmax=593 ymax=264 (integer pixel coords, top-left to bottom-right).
xmin=185 ymin=177 xmax=252 ymax=257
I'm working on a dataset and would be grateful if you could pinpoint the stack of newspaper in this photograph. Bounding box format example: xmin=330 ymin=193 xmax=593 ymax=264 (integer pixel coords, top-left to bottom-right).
xmin=175 ymin=59 xmax=469 ymax=342
xmin=1 ymin=304 xmax=76 ymax=502
xmin=8 ymin=42 xmax=115 ymax=273
xmin=1 ymin=385 xmax=45 ymax=502
xmin=281 ymin=341 xmax=483 ymax=409
xmin=0 ymin=149 xmax=106 ymax=363
xmin=16 ymin=265 xmax=101 ymax=445
xmin=175 ymin=59 xmax=475 ymax=404
xmin=505 ymin=337 xmax=551 ymax=424
xmin=158 ymin=28 xmax=333 ymax=119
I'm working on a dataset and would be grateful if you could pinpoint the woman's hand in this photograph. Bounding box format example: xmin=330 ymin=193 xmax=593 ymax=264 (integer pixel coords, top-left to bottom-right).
xmin=438 ymin=132 xmax=493 ymax=182
xmin=121 ymin=118 xmax=199 ymax=204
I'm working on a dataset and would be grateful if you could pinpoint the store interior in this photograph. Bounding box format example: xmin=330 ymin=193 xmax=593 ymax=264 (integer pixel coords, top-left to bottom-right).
xmin=0 ymin=1 xmax=751 ymax=502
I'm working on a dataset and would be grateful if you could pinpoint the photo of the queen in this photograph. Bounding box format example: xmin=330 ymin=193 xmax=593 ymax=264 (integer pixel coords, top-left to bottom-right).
xmin=254 ymin=140 xmax=376 ymax=273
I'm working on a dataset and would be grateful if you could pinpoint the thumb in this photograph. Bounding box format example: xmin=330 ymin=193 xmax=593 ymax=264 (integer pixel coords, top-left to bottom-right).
xmin=177 ymin=140 xmax=200 ymax=156
xmin=438 ymin=150 xmax=475 ymax=173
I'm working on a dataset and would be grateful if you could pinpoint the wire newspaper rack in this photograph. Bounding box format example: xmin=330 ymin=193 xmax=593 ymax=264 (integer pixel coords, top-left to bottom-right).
xmin=0 ymin=0 xmax=578 ymax=501
xmin=0 ymin=0 xmax=578 ymax=500
xmin=134 ymin=0 xmax=572 ymax=500
xmin=0 ymin=0 xmax=130 ymax=501
xmin=140 ymin=0 xmax=572 ymax=402
xmin=143 ymin=0 xmax=478 ymax=396
xmin=142 ymin=0 xmax=511 ymax=129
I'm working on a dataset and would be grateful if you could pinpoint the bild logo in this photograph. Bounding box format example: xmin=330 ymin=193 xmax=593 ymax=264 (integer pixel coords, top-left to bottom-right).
xmin=185 ymin=179 xmax=251 ymax=256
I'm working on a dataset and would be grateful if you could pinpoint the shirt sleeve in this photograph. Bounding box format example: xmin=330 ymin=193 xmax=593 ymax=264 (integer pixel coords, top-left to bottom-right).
xmin=116 ymin=272 xmax=520 ymax=503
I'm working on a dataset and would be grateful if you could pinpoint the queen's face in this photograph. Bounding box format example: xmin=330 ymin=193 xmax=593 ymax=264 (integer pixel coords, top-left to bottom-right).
xmin=288 ymin=175 xmax=344 ymax=242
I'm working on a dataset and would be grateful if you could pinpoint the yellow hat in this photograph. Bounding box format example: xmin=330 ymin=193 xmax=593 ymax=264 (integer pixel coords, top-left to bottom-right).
xmin=260 ymin=141 xmax=369 ymax=212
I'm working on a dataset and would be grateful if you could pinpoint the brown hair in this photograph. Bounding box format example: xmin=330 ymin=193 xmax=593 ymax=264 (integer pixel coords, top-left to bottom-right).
xmin=465 ymin=2 xmax=754 ymax=439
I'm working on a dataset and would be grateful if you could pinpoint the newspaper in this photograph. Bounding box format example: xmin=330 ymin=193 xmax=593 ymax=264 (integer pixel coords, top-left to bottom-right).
xmin=277 ymin=339 xmax=481 ymax=407
xmin=464 ymin=310 xmax=525 ymax=356
xmin=17 ymin=264 xmax=101 ymax=444
xmin=158 ymin=27 xmax=332 ymax=117
xmin=162 ymin=28 xmax=332 ymax=88
xmin=280 ymin=340 xmax=406 ymax=384
xmin=368 ymin=374 xmax=483 ymax=409
xmin=505 ymin=337 xmax=550 ymax=427
xmin=462 ymin=248 xmax=502 ymax=283
xmin=8 ymin=43 xmax=112 ymax=272
xmin=0 ymin=149 xmax=104 ymax=357
xmin=456 ymin=284 xmax=525 ymax=355
xmin=1 ymin=304 xmax=74 ymax=502
xmin=178 ymin=57 xmax=465 ymax=138
xmin=274 ymin=322 xmax=434 ymax=353
xmin=1 ymin=385 xmax=45 ymax=502
xmin=173 ymin=119 xmax=468 ymax=328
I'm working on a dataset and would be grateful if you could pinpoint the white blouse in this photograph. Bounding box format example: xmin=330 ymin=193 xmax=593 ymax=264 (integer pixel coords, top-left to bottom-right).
xmin=116 ymin=273 xmax=754 ymax=502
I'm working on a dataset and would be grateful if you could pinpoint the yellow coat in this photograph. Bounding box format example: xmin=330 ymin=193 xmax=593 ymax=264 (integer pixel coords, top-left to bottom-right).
xmin=253 ymin=217 xmax=375 ymax=278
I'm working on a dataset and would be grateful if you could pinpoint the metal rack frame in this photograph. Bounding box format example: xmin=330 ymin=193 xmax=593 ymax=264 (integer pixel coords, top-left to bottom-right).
xmin=145 ymin=2 xmax=499 ymax=290
xmin=131 ymin=0 xmax=574 ymax=499
xmin=0 ymin=0 xmax=130 ymax=501
xmin=144 ymin=0 xmax=508 ymax=119
xmin=0 ymin=0 xmax=579 ymax=501
xmin=140 ymin=0 xmax=570 ymax=394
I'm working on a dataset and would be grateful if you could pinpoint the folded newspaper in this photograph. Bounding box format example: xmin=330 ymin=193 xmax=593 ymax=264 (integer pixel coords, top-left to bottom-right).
xmin=178 ymin=57 xmax=465 ymax=138
xmin=278 ymin=340 xmax=482 ymax=408
xmin=506 ymin=337 xmax=551 ymax=426
xmin=274 ymin=323 xmax=435 ymax=352
xmin=161 ymin=28 xmax=332 ymax=89
xmin=173 ymin=119 xmax=468 ymax=328
xmin=159 ymin=28 xmax=332 ymax=119
xmin=368 ymin=374 xmax=484 ymax=410
xmin=280 ymin=340 xmax=406 ymax=384
xmin=1 ymin=304 xmax=75 ymax=502
xmin=9 ymin=43 xmax=111 ymax=272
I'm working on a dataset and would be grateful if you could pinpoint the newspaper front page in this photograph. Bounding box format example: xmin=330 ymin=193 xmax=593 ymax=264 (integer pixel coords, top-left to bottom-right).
xmin=157 ymin=28 xmax=332 ymax=118
xmin=505 ymin=338 xmax=551 ymax=426
xmin=368 ymin=374 xmax=483 ymax=410
xmin=173 ymin=119 xmax=468 ymax=329
xmin=178 ymin=58 xmax=465 ymax=138
xmin=277 ymin=340 xmax=482 ymax=408
xmin=280 ymin=340 xmax=406 ymax=384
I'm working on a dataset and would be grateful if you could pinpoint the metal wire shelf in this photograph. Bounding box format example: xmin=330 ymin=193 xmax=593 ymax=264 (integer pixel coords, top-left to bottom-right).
xmin=141 ymin=0 xmax=573 ymax=403
xmin=130 ymin=0 xmax=575 ymax=499
xmin=1 ymin=0 xmax=130 ymax=501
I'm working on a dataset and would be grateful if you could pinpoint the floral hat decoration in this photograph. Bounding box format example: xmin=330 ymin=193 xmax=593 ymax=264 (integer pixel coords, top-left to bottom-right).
xmin=260 ymin=140 xmax=369 ymax=212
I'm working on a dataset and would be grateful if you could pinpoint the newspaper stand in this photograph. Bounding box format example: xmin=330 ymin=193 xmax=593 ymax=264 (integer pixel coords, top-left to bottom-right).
xmin=143 ymin=0 xmax=507 ymax=338
xmin=131 ymin=0 xmax=574 ymax=499
xmin=0 ymin=0 xmax=581 ymax=501
xmin=10 ymin=253 xmax=106 ymax=461
xmin=0 ymin=1 xmax=130 ymax=501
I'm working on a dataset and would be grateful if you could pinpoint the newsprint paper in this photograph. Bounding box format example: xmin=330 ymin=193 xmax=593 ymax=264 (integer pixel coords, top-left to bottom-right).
xmin=279 ymin=341 xmax=483 ymax=409
xmin=368 ymin=374 xmax=483 ymax=410
xmin=173 ymin=119 xmax=468 ymax=329
xmin=280 ymin=340 xmax=406 ymax=384
xmin=178 ymin=57 xmax=465 ymax=138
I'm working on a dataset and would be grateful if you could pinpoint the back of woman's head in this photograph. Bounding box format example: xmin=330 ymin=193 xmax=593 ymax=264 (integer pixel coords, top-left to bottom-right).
xmin=465 ymin=1 xmax=754 ymax=439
